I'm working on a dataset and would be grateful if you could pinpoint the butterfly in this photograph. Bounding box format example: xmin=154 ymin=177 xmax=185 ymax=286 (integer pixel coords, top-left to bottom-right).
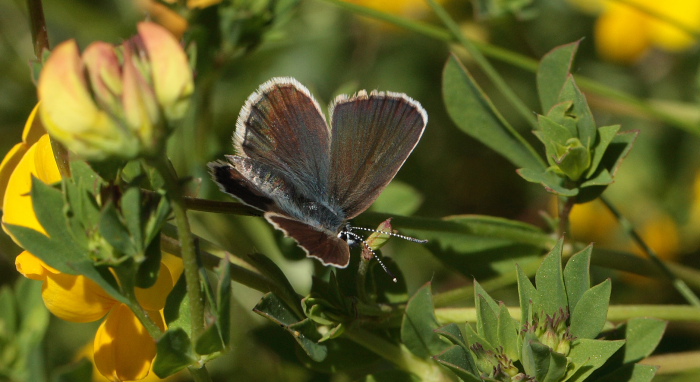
xmin=209 ymin=77 xmax=427 ymax=268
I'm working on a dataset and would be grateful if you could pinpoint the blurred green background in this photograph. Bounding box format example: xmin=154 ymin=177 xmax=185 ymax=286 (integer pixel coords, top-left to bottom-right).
xmin=2 ymin=0 xmax=700 ymax=380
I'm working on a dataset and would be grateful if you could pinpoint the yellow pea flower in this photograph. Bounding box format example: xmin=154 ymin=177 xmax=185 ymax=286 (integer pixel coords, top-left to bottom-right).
xmin=569 ymin=0 xmax=700 ymax=64
xmin=2 ymin=107 xmax=183 ymax=381
xmin=37 ymin=22 xmax=193 ymax=161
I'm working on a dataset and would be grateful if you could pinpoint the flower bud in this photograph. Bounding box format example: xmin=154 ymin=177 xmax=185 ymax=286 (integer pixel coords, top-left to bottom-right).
xmin=38 ymin=22 xmax=193 ymax=161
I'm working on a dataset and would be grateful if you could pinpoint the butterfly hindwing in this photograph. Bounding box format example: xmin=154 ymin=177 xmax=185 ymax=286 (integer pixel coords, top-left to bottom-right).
xmin=328 ymin=91 xmax=427 ymax=219
xmin=266 ymin=213 xmax=351 ymax=268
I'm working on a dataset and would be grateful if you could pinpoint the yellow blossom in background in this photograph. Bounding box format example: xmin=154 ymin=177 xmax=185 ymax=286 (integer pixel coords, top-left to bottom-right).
xmin=1 ymin=108 xmax=183 ymax=381
xmin=568 ymin=0 xmax=700 ymax=64
xmin=345 ymin=0 xmax=439 ymax=18
xmin=38 ymin=22 xmax=193 ymax=161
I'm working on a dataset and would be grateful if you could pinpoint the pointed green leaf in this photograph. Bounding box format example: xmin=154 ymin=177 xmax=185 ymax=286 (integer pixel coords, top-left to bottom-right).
xmin=99 ymin=202 xmax=136 ymax=256
xmin=135 ymin=237 xmax=162 ymax=289
xmin=538 ymin=114 xmax=576 ymax=149
xmin=586 ymin=124 xmax=620 ymax=178
xmin=401 ymin=283 xmax=448 ymax=358
xmin=523 ymin=340 xmax=568 ymax=382
xmin=153 ymin=328 xmax=197 ymax=378
xmin=559 ymin=76 xmax=596 ymax=148
xmin=497 ymin=303 xmax=519 ymax=361
xmin=120 ymin=187 xmax=144 ymax=250
xmin=517 ymin=263 xmax=538 ymax=326
xmin=621 ymin=318 xmax=666 ymax=363
xmin=435 ymin=323 xmax=467 ymax=348
xmin=535 ymin=239 xmax=568 ymax=316
xmin=145 ymin=194 xmax=171 ymax=244
xmin=476 ymin=294 xmax=499 ymax=346
xmin=253 ymin=292 xmax=300 ymax=327
xmin=580 ymin=168 xmax=614 ymax=188
xmin=443 ymin=54 xmax=545 ymax=171
xmin=216 ymin=256 xmax=232 ymax=347
xmin=566 ymin=339 xmax=625 ymax=382
xmin=517 ymin=168 xmax=578 ymax=196
xmin=569 ymin=279 xmax=611 ymax=339
xmin=29 ymin=176 xmax=72 ymax=243
xmin=434 ymin=346 xmax=481 ymax=381
xmin=287 ymin=318 xmax=327 ymax=362
xmin=194 ymin=321 xmax=225 ymax=355
xmin=538 ymin=41 xmax=580 ymax=113
xmin=5 ymin=224 xmax=126 ymax=303
xmin=163 ymin=273 xmax=191 ymax=333
xmin=563 ymin=245 xmax=592 ymax=312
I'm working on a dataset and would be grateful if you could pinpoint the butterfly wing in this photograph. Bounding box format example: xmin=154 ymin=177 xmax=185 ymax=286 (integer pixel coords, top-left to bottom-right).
xmin=329 ymin=91 xmax=427 ymax=219
xmin=233 ymin=77 xmax=332 ymax=201
xmin=266 ymin=213 xmax=351 ymax=267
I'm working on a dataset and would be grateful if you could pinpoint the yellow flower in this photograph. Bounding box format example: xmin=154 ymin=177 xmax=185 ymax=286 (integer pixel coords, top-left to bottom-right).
xmin=38 ymin=22 xmax=193 ymax=161
xmin=345 ymin=0 xmax=438 ymax=18
xmin=16 ymin=252 xmax=182 ymax=381
xmin=569 ymin=0 xmax=700 ymax=63
xmin=0 ymin=104 xmax=61 ymax=240
xmin=2 ymin=108 xmax=183 ymax=381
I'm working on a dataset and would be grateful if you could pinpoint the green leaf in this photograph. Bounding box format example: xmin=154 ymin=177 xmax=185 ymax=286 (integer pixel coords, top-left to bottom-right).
xmin=120 ymin=187 xmax=144 ymax=250
xmin=522 ymin=340 xmax=568 ymax=382
xmin=253 ymin=292 xmax=302 ymax=327
xmin=135 ymin=237 xmax=162 ymax=289
xmin=558 ymin=76 xmax=596 ymax=148
xmin=153 ymin=328 xmax=197 ymax=378
xmin=401 ymin=283 xmax=449 ymax=358
xmin=415 ymin=214 xmax=548 ymax=279
xmin=163 ymin=273 xmax=190 ymax=333
xmin=29 ymin=176 xmax=73 ymax=245
xmin=443 ymin=54 xmax=545 ymax=171
xmin=433 ymin=346 xmax=481 ymax=382
xmin=5 ymin=224 xmax=125 ymax=303
xmin=517 ymin=263 xmax=538 ymax=326
xmin=569 ymin=279 xmax=611 ymax=340
xmin=371 ymin=181 xmax=423 ymax=216
xmin=517 ymin=168 xmax=578 ymax=196
xmin=586 ymin=125 xmax=621 ymax=179
xmin=593 ymin=363 xmax=658 ymax=382
xmin=497 ymin=303 xmax=519 ymax=362
xmin=476 ymin=295 xmax=499 ymax=346
xmin=194 ymin=321 xmax=225 ymax=355
xmin=0 ymin=286 xmax=17 ymax=337
xmin=435 ymin=323 xmax=468 ymax=349
xmin=566 ymin=339 xmax=625 ymax=382
xmin=215 ymin=256 xmax=232 ymax=347
xmin=99 ymin=201 xmax=135 ymax=256
xmin=535 ymin=238 xmax=568 ymax=316
xmin=287 ymin=318 xmax=327 ymax=362
xmin=538 ymin=41 xmax=580 ymax=113
xmin=620 ymin=318 xmax=666 ymax=363
xmin=248 ymin=253 xmax=303 ymax=319
xmin=563 ymin=245 xmax=592 ymax=312
xmin=580 ymin=168 xmax=614 ymax=188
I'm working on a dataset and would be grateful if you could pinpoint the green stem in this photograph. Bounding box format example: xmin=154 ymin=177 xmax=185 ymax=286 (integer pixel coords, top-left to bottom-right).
xmin=558 ymin=196 xmax=575 ymax=239
xmin=149 ymin=158 xmax=207 ymax=337
xmin=343 ymin=326 xmax=439 ymax=378
xmin=357 ymin=256 xmax=371 ymax=303
xmin=600 ymin=196 xmax=700 ymax=307
xmin=436 ymin=305 xmax=700 ymax=324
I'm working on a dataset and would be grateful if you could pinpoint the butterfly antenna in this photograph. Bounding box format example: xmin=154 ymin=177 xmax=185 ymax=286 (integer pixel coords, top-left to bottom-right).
xmin=344 ymin=231 xmax=397 ymax=283
xmin=350 ymin=226 xmax=428 ymax=244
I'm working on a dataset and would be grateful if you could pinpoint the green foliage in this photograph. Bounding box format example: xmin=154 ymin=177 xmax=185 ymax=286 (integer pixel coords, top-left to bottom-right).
xmin=432 ymin=241 xmax=663 ymax=381
xmin=0 ymin=278 xmax=49 ymax=382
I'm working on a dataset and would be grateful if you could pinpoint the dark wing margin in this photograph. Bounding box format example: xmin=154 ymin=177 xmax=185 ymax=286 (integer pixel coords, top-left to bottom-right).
xmin=328 ymin=91 xmax=427 ymax=219
xmin=234 ymin=77 xmax=332 ymax=198
xmin=265 ymin=213 xmax=351 ymax=268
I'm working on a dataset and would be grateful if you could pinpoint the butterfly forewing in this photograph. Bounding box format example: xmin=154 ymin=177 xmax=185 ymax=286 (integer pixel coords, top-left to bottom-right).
xmin=328 ymin=92 xmax=427 ymax=219
xmin=235 ymin=78 xmax=332 ymax=199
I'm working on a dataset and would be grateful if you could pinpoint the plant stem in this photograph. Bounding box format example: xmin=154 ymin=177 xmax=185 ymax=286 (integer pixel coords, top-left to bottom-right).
xmin=600 ymin=196 xmax=700 ymax=307
xmin=149 ymin=159 xmax=207 ymax=334
xmin=186 ymin=365 xmax=211 ymax=382
xmin=558 ymin=196 xmax=575 ymax=239
xmin=435 ymin=305 xmax=700 ymax=324
xmin=343 ymin=326 xmax=440 ymax=378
